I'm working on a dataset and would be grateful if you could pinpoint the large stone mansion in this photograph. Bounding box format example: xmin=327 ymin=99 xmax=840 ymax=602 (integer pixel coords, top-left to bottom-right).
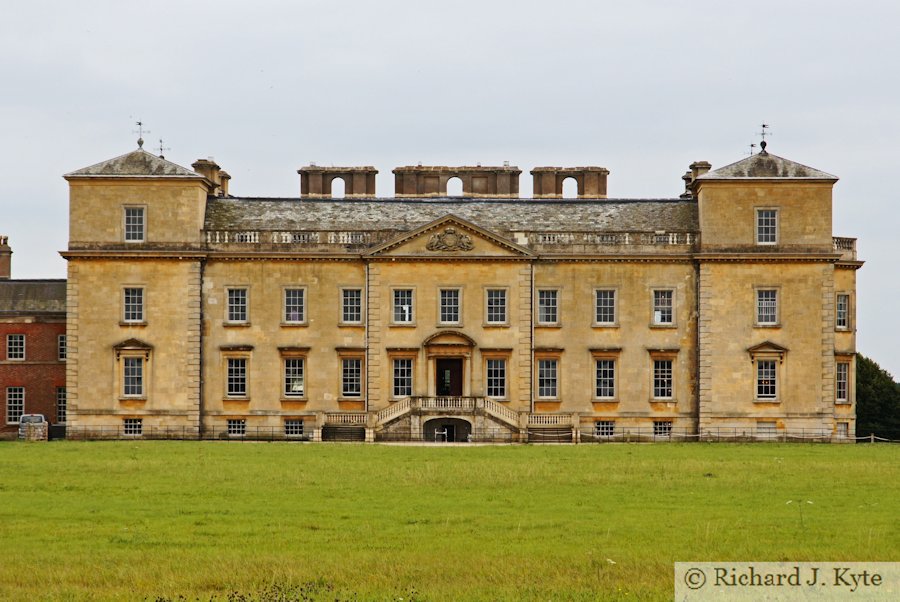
xmin=61 ymin=141 xmax=861 ymax=441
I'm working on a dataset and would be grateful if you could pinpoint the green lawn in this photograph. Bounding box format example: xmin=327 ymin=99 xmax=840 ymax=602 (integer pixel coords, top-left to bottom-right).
xmin=0 ymin=442 xmax=897 ymax=601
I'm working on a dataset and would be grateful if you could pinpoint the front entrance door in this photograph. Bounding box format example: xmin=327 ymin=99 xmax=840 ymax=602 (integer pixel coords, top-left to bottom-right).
xmin=435 ymin=358 xmax=463 ymax=396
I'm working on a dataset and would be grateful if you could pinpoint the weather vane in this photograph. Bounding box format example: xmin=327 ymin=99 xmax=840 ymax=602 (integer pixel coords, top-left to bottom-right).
xmin=133 ymin=120 xmax=150 ymax=148
xmin=157 ymin=138 xmax=171 ymax=159
xmin=758 ymin=123 xmax=771 ymax=152
xmin=748 ymin=142 xmax=757 ymax=156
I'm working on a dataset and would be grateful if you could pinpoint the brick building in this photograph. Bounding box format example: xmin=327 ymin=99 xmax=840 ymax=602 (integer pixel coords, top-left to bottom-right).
xmin=0 ymin=236 xmax=67 ymax=435
xmin=61 ymin=141 xmax=860 ymax=441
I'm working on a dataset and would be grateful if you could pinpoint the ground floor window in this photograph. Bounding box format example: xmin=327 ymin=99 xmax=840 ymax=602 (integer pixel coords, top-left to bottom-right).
xmin=342 ymin=358 xmax=362 ymax=397
xmin=595 ymin=420 xmax=615 ymax=437
xmin=537 ymin=359 xmax=558 ymax=398
xmin=227 ymin=419 xmax=246 ymax=436
xmin=6 ymin=387 xmax=24 ymax=424
xmin=653 ymin=420 xmax=672 ymax=438
xmin=284 ymin=358 xmax=305 ymax=397
xmin=595 ymin=359 xmax=615 ymax=398
xmin=392 ymin=358 xmax=413 ymax=397
xmin=486 ymin=358 xmax=507 ymax=398
xmin=653 ymin=360 xmax=673 ymax=399
xmin=836 ymin=422 xmax=849 ymax=438
xmin=123 ymin=418 xmax=143 ymax=436
xmin=227 ymin=358 xmax=247 ymax=397
xmin=836 ymin=361 xmax=849 ymax=403
xmin=284 ymin=419 xmax=304 ymax=437
xmin=56 ymin=387 xmax=67 ymax=423
xmin=123 ymin=357 xmax=144 ymax=397
xmin=756 ymin=360 xmax=777 ymax=400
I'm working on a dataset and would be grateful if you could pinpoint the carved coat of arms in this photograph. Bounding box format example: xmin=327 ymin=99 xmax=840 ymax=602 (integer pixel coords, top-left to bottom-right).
xmin=426 ymin=227 xmax=474 ymax=252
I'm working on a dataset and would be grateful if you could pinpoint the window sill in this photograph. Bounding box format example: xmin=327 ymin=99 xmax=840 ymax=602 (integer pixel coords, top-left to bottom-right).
xmin=483 ymin=323 xmax=510 ymax=328
xmin=281 ymin=396 xmax=307 ymax=402
xmin=593 ymin=398 xmax=620 ymax=403
xmin=119 ymin=321 xmax=147 ymax=327
xmin=753 ymin=399 xmax=780 ymax=404
xmin=339 ymin=323 xmax=364 ymax=328
xmin=650 ymin=398 xmax=676 ymax=403
xmin=222 ymin=322 xmax=251 ymax=328
xmin=755 ymin=324 xmax=781 ymax=329
xmin=536 ymin=398 xmax=561 ymax=403
xmin=834 ymin=401 xmax=852 ymax=406
xmin=338 ymin=396 xmax=363 ymax=402
xmin=389 ymin=323 xmax=417 ymax=328
xmin=436 ymin=323 xmax=463 ymax=328
xmin=281 ymin=322 xmax=308 ymax=328
xmin=224 ymin=397 xmax=250 ymax=402
xmin=535 ymin=323 xmax=562 ymax=329
xmin=649 ymin=323 xmax=676 ymax=329
xmin=592 ymin=323 xmax=619 ymax=329
xmin=119 ymin=397 xmax=147 ymax=402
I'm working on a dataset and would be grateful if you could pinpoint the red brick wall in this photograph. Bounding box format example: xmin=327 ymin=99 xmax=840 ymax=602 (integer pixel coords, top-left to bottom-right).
xmin=0 ymin=320 xmax=66 ymax=430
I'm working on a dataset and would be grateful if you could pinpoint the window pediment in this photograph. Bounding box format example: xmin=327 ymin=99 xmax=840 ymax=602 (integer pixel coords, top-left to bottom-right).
xmin=748 ymin=341 xmax=788 ymax=363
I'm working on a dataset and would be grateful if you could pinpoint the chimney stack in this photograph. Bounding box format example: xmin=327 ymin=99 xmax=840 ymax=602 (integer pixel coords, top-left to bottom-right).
xmin=0 ymin=236 xmax=11 ymax=279
xmin=192 ymin=158 xmax=225 ymax=196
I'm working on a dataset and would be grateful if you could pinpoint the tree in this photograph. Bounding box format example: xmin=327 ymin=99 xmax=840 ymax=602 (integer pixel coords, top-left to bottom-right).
xmin=855 ymin=353 xmax=900 ymax=439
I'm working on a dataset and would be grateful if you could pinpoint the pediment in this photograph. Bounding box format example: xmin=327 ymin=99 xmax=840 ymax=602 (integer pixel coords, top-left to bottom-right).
xmin=747 ymin=341 xmax=789 ymax=362
xmin=366 ymin=214 xmax=532 ymax=258
xmin=423 ymin=331 xmax=477 ymax=347
xmin=113 ymin=338 xmax=153 ymax=360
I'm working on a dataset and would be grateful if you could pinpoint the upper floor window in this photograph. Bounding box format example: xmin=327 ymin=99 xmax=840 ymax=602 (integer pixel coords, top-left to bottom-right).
xmin=756 ymin=289 xmax=778 ymax=326
xmin=652 ymin=290 xmax=674 ymax=326
xmin=439 ymin=288 xmax=461 ymax=325
xmin=756 ymin=208 xmax=778 ymax=245
xmin=123 ymin=287 xmax=145 ymax=323
xmin=595 ymin=289 xmax=616 ymax=325
xmin=124 ymin=206 xmax=145 ymax=242
xmin=283 ymin=288 xmax=306 ymax=324
xmin=392 ymin=289 xmax=414 ymax=324
xmin=485 ymin=289 xmax=507 ymax=325
xmin=58 ymin=335 xmax=67 ymax=361
xmin=342 ymin=289 xmax=362 ymax=324
xmin=836 ymin=294 xmax=850 ymax=330
xmin=6 ymin=334 xmax=24 ymax=360
xmin=227 ymin=288 xmax=248 ymax=323
xmin=537 ymin=289 xmax=559 ymax=325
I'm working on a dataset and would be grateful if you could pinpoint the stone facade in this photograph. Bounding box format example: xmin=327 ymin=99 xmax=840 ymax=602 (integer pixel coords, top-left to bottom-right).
xmin=61 ymin=142 xmax=861 ymax=441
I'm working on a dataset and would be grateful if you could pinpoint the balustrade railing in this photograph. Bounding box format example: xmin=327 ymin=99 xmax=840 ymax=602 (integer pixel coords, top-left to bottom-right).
xmin=324 ymin=412 xmax=367 ymax=425
xmin=832 ymin=237 xmax=857 ymax=259
xmin=528 ymin=414 xmax=573 ymax=426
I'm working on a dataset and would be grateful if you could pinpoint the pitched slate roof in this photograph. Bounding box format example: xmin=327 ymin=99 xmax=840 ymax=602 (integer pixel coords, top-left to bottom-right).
xmin=204 ymin=198 xmax=698 ymax=233
xmin=65 ymin=148 xmax=203 ymax=179
xmin=699 ymin=149 xmax=837 ymax=180
xmin=0 ymin=280 xmax=66 ymax=314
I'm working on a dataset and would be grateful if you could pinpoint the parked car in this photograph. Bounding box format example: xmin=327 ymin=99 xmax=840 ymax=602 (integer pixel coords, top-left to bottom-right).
xmin=18 ymin=414 xmax=47 ymax=439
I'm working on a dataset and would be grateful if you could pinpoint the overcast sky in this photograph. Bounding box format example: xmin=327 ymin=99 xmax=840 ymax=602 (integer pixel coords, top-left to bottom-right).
xmin=1 ymin=0 xmax=898 ymax=375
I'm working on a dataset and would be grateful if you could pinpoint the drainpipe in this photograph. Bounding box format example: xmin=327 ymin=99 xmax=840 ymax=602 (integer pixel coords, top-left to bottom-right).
xmin=197 ymin=256 xmax=206 ymax=440
xmin=364 ymin=260 xmax=369 ymax=417
xmin=530 ymin=261 xmax=535 ymax=415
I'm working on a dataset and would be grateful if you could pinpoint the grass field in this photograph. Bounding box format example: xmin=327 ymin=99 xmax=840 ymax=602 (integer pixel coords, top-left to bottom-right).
xmin=0 ymin=442 xmax=897 ymax=601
